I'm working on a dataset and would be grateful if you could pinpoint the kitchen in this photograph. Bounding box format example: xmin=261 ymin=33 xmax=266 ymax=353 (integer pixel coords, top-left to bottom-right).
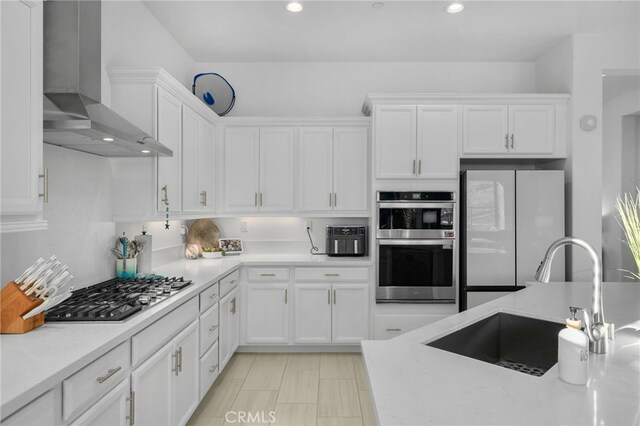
xmin=1 ymin=1 xmax=639 ymax=425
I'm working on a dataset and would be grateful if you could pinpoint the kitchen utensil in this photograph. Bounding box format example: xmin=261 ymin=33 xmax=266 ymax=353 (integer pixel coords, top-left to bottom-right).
xmin=111 ymin=248 xmax=124 ymax=259
xmin=120 ymin=234 xmax=128 ymax=259
xmin=25 ymin=269 xmax=55 ymax=296
xmin=15 ymin=258 xmax=45 ymax=284
xmin=22 ymin=290 xmax=74 ymax=320
xmin=20 ymin=256 xmax=57 ymax=288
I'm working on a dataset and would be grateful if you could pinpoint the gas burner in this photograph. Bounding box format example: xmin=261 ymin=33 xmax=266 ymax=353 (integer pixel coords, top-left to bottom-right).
xmin=45 ymin=276 xmax=193 ymax=322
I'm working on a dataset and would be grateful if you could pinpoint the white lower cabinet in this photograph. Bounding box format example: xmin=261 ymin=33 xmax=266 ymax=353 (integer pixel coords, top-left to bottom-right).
xmin=70 ymin=379 xmax=130 ymax=426
xmin=245 ymin=283 xmax=290 ymax=344
xmin=294 ymin=283 xmax=369 ymax=344
xmin=219 ymin=287 xmax=240 ymax=370
xmin=131 ymin=320 xmax=199 ymax=426
xmin=200 ymin=341 xmax=220 ymax=399
xmin=2 ymin=388 xmax=58 ymax=426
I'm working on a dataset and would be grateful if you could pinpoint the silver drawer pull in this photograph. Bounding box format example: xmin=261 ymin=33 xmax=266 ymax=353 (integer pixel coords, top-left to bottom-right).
xmin=209 ymin=364 xmax=219 ymax=374
xmin=209 ymin=325 xmax=218 ymax=332
xmin=324 ymin=273 xmax=340 ymax=277
xmin=96 ymin=366 xmax=122 ymax=384
xmin=260 ymin=273 xmax=276 ymax=277
xmin=386 ymin=328 xmax=402 ymax=332
xmin=209 ymin=293 xmax=218 ymax=300
xmin=229 ymin=279 xmax=238 ymax=284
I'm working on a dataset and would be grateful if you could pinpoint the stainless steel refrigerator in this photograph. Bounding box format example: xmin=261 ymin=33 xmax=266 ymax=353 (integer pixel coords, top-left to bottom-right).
xmin=460 ymin=170 xmax=565 ymax=311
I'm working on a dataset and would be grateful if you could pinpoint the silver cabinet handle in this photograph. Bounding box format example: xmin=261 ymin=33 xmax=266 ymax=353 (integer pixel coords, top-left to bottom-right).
xmin=510 ymin=134 xmax=514 ymax=149
xmin=259 ymin=192 xmax=263 ymax=207
xmin=178 ymin=347 xmax=183 ymax=372
xmin=412 ymin=159 xmax=416 ymax=174
xmin=285 ymin=288 xmax=288 ymax=304
xmin=324 ymin=273 xmax=340 ymax=277
xmin=260 ymin=273 xmax=276 ymax=277
xmin=328 ymin=289 xmax=331 ymax=304
xmin=254 ymin=192 xmax=258 ymax=207
xmin=209 ymin=364 xmax=219 ymax=374
xmin=333 ymin=193 xmax=337 ymax=207
xmin=209 ymin=324 xmax=218 ymax=332
xmin=386 ymin=328 xmax=402 ymax=332
xmin=161 ymin=185 xmax=169 ymax=205
xmin=200 ymin=191 xmax=207 ymax=206
xmin=504 ymin=134 xmax=509 ymax=150
xmin=231 ymin=297 xmax=236 ymax=314
xmin=96 ymin=366 xmax=121 ymax=384
xmin=126 ymin=391 xmax=135 ymax=426
xmin=38 ymin=168 xmax=49 ymax=203
xmin=418 ymin=160 xmax=422 ymax=175
xmin=333 ymin=289 xmax=336 ymax=304
xmin=230 ymin=279 xmax=238 ymax=284
xmin=209 ymin=293 xmax=218 ymax=300
xmin=329 ymin=193 xmax=332 ymax=207
xmin=172 ymin=350 xmax=179 ymax=376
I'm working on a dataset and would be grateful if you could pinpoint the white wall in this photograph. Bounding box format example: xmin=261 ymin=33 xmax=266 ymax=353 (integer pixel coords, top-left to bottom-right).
xmin=602 ymin=89 xmax=640 ymax=281
xmin=193 ymin=62 xmax=536 ymax=116
xmin=1 ymin=145 xmax=115 ymax=289
xmin=536 ymin=34 xmax=640 ymax=281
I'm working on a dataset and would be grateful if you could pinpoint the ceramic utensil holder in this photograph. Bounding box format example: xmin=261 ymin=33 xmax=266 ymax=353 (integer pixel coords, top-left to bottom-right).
xmin=0 ymin=282 xmax=45 ymax=334
xmin=116 ymin=258 xmax=137 ymax=279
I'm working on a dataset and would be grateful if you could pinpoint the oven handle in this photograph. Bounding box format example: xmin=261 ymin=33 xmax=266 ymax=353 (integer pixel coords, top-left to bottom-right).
xmin=378 ymin=239 xmax=454 ymax=248
xmin=377 ymin=202 xmax=455 ymax=209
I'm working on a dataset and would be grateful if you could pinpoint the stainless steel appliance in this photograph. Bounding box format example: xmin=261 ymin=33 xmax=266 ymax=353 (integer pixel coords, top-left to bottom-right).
xmin=45 ymin=276 xmax=192 ymax=322
xmin=376 ymin=191 xmax=456 ymax=303
xmin=326 ymin=225 xmax=367 ymax=256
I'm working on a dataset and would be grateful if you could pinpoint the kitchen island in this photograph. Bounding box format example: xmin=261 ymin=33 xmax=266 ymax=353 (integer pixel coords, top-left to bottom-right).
xmin=362 ymin=282 xmax=640 ymax=425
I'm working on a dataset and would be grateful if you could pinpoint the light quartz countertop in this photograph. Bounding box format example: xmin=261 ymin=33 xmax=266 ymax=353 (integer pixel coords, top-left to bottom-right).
xmin=362 ymin=282 xmax=640 ymax=426
xmin=0 ymin=253 xmax=371 ymax=419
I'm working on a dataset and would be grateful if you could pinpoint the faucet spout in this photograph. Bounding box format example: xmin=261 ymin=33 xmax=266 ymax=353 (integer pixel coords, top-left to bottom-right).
xmin=535 ymin=237 xmax=611 ymax=354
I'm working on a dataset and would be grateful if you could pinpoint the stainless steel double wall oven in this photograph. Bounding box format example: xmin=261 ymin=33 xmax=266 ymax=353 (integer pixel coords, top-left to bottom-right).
xmin=376 ymin=191 xmax=456 ymax=303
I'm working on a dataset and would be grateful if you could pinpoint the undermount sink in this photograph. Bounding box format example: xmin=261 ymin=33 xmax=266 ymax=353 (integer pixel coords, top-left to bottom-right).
xmin=425 ymin=312 xmax=565 ymax=377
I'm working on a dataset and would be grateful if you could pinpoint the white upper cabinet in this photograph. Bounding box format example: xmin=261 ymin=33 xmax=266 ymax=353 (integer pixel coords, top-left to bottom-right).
xmin=299 ymin=127 xmax=369 ymax=212
xmin=259 ymin=128 xmax=295 ymax=211
xmin=0 ymin=0 xmax=45 ymax=231
xmin=416 ymin=106 xmax=458 ymax=179
xmin=223 ymin=127 xmax=294 ymax=213
xmin=374 ymin=106 xmax=417 ymax=179
xmin=374 ymin=105 xmax=458 ymax=179
xmin=462 ymin=104 xmax=558 ymax=157
xmin=298 ymin=128 xmax=333 ymax=212
xmin=182 ymin=106 xmax=215 ymax=212
xmin=157 ymin=87 xmax=182 ymax=212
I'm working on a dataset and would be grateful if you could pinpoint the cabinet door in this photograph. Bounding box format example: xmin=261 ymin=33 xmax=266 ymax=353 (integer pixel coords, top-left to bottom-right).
xmin=462 ymin=105 xmax=509 ymax=155
xmin=182 ymin=107 xmax=214 ymax=212
xmin=332 ymin=284 xmax=369 ymax=343
xmin=1 ymin=0 xmax=42 ymax=215
xmin=333 ymin=128 xmax=368 ymax=211
xmin=294 ymin=284 xmax=332 ymax=344
xmin=229 ymin=287 xmax=240 ymax=355
xmin=259 ymin=128 xmax=294 ymax=211
xmin=131 ymin=340 xmax=174 ymax=426
xmin=173 ymin=321 xmax=199 ymax=426
xmin=417 ymin=106 xmax=458 ymax=179
xmin=509 ymin=105 xmax=555 ymax=155
xmin=299 ymin=128 xmax=333 ymax=212
xmin=218 ymin=291 xmax=232 ymax=371
xmin=157 ymin=87 xmax=182 ymax=212
xmin=2 ymin=388 xmax=56 ymax=426
xmin=70 ymin=379 xmax=130 ymax=426
xmin=246 ymin=284 xmax=290 ymax=344
xmin=374 ymin=106 xmax=416 ymax=179
xmin=223 ymin=127 xmax=259 ymax=212
xmin=464 ymin=170 xmax=516 ymax=286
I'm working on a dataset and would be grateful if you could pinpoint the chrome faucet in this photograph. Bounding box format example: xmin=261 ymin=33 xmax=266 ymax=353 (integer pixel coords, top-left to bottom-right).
xmin=535 ymin=237 xmax=614 ymax=354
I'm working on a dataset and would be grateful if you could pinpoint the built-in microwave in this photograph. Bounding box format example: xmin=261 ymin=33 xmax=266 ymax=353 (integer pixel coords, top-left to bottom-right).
xmin=377 ymin=192 xmax=455 ymax=239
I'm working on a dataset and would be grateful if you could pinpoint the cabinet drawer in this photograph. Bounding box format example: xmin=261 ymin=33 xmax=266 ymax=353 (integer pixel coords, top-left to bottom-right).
xmin=295 ymin=267 xmax=369 ymax=282
xmin=247 ymin=267 xmax=289 ymax=282
xmin=200 ymin=341 xmax=220 ymax=399
xmin=373 ymin=314 xmax=448 ymax=340
xmin=3 ymin=389 xmax=57 ymax=426
xmin=200 ymin=283 xmax=220 ymax=312
xmin=200 ymin=303 xmax=219 ymax=356
xmin=220 ymin=269 xmax=240 ymax=297
xmin=63 ymin=341 xmax=130 ymax=421
xmin=131 ymin=297 xmax=199 ymax=366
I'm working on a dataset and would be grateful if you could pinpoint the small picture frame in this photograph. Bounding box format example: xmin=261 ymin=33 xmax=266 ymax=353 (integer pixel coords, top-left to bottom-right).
xmin=219 ymin=238 xmax=243 ymax=255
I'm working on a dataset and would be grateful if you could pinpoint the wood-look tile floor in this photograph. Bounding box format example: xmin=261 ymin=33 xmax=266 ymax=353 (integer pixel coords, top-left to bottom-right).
xmin=188 ymin=353 xmax=377 ymax=426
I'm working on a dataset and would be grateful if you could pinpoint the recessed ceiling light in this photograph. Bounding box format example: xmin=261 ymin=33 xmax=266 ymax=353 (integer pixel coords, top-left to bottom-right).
xmin=141 ymin=149 xmax=151 ymax=154
xmin=102 ymin=137 xmax=114 ymax=142
xmin=372 ymin=2 xmax=384 ymax=9
xmin=286 ymin=2 xmax=303 ymax=12
xmin=445 ymin=3 xmax=465 ymax=14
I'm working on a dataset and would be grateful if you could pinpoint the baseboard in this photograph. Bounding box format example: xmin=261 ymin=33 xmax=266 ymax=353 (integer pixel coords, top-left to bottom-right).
xmin=237 ymin=345 xmax=362 ymax=353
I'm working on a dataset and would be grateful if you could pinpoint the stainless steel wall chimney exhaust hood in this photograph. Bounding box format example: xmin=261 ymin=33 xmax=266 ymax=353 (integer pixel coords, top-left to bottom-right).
xmin=43 ymin=0 xmax=172 ymax=157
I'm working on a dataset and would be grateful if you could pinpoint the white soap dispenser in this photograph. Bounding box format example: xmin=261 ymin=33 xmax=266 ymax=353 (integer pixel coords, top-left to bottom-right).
xmin=558 ymin=307 xmax=589 ymax=385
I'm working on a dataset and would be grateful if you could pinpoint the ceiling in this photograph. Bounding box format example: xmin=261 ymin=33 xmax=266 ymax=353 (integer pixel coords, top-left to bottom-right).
xmin=143 ymin=1 xmax=640 ymax=62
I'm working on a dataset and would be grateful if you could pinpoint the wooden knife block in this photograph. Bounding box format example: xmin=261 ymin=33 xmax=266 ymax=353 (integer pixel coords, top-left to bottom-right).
xmin=0 ymin=282 xmax=45 ymax=334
